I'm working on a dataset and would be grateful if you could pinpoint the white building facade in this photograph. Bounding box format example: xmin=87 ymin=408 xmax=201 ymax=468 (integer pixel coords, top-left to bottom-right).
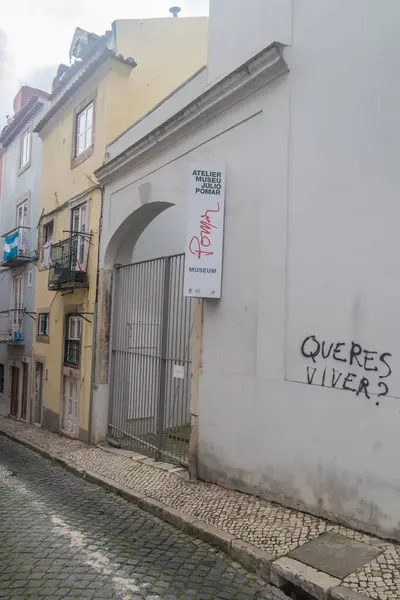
xmin=94 ymin=0 xmax=400 ymax=540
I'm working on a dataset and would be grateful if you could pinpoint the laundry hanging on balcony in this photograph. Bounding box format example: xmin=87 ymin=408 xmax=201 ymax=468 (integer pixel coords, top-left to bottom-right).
xmin=4 ymin=230 xmax=19 ymax=262
xmin=41 ymin=242 xmax=52 ymax=269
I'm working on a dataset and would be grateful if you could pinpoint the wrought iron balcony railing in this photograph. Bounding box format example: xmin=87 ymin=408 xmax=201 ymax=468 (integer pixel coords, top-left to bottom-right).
xmin=48 ymin=232 xmax=90 ymax=290
xmin=0 ymin=309 xmax=25 ymax=343
xmin=1 ymin=226 xmax=31 ymax=267
xmin=64 ymin=339 xmax=81 ymax=368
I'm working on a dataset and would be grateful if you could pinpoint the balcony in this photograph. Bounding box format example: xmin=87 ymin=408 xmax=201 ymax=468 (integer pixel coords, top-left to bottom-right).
xmin=0 ymin=309 xmax=25 ymax=343
xmin=2 ymin=226 xmax=31 ymax=267
xmin=64 ymin=339 xmax=81 ymax=368
xmin=48 ymin=233 xmax=90 ymax=291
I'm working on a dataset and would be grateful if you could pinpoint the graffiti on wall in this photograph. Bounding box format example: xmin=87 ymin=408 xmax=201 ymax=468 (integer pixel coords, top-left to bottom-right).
xmin=301 ymin=336 xmax=392 ymax=402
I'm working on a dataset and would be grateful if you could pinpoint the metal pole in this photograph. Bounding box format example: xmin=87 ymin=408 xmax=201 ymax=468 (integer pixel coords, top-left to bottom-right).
xmin=156 ymin=257 xmax=171 ymax=460
xmin=189 ymin=298 xmax=203 ymax=479
xmin=87 ymin=302 xmax=97 ymax=443
xmin=107 ymin=267 xmax=119 ymax=435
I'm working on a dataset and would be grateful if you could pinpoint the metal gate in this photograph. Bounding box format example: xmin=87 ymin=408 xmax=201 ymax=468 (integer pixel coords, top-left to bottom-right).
xmin=109 ymin=254 xmax=193 ymax=466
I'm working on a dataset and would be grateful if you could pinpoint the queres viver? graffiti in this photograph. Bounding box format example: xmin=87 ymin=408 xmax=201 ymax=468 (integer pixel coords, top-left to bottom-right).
xmin=301 ymin=336 xmax=392 ymax=404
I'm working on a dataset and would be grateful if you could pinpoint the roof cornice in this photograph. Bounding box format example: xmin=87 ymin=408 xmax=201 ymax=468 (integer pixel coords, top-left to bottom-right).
xmin=0 ymin=96 xmax=45 ymax=146
xmin=95 ymin=42 xmax=288 ymax=184
xmin=34 ymin=49 xmax=136 ymax=134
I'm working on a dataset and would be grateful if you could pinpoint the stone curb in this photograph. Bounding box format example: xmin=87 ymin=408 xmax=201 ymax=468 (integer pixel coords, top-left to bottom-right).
xmin=329 ymin=586 xmax=371 ymax=600
xmin=0 ymin=428 xmax=373 ymax=600
xmin=270 ymin=557 xmax=340 ymax=600
xmin=269 ymin=557 xmax=372 ymax=600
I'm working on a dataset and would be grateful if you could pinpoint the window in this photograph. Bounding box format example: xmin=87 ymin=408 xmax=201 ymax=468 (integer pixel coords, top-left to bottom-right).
xmin=11 ymin=274 xmax=24 ymax=332
xmin=64 ymin=315 xmax=82 ymax=368
xmin=67 ymin=315 xmax=82 ymax=341
xmin=0 ymin=364 xmax=4 ymax=394
xmin=20 ymin=129 xmax=31 ymax=169
xmin=16 ymin=200 xmax=28 ymax=228
xmin=43 ymin=220 xmax=54 ymax=244
xmin=38 ymin=313 xmax=49 ymax=337
xmin=71 ymin=203 xmax=87 ymax=269
xmin=75 ymin=102 xmax=93 ymax=156
xmin=12 ymin=274 xmax=23 ymax=312
xmin=28 ymin=270 xmax=33 ymax=287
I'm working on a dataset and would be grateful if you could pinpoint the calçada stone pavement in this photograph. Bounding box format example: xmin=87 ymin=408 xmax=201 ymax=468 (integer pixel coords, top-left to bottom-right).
xmin=1 ymin=416 xmax=399 ymax=600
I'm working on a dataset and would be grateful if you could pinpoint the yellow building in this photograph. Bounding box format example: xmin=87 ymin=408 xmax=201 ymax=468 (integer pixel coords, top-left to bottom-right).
xmin=33 ymin=17 xmax=207 ymax=441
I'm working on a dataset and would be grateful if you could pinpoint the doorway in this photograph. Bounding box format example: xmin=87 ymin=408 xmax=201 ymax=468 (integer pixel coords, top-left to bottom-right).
xmin=34 ymin=362 xmax=43 ymax=425
xmin=109 ymin=254 xmax=193 ymax=465
xmin=10 ymin=365 xmax=19 ymax=417
xmin=21 ymin=362 xmax=28 ymax=420
xmin=63 ymin=375 xmax=78 ymax=435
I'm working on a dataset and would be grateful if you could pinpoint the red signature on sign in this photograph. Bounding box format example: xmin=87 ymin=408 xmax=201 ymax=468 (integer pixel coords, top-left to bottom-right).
xmin=189 ymin=202 xmax=220 ymax=259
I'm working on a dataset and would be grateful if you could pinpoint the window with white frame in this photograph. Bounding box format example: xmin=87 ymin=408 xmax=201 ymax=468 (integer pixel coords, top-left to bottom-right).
xmin=75 ymin=102 xmax=93 ymax=156
xmin=20 ymin=129 xmax=31 ymax=168
xmin=16 ymin=200 xmax=28 ymax=253
xmin=38 ymin=313 xmax=49 ymax=337
xmin=67 ymin=315 xmax=82 ymax=341
xmin=64 ymin=315 xmax=82 ymax=368
xmin=11 ymin=274 xmax=23 ymax=328
xmin=16 ymin=200 xmax=28 ymax=228
xmin=43 ymin=220 xmax=53 ymax=244
xmin=71 ymin=203 xmax=87 ymax=270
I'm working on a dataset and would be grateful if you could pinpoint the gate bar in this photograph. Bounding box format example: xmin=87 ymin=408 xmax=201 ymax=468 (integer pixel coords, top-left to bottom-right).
xmin=156 ymin=257 xmax=171 ymax=459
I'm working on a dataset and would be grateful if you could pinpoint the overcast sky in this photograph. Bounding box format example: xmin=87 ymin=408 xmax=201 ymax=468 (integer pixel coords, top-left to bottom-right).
xmin=0 ymin=0 xmax=209 ymax=127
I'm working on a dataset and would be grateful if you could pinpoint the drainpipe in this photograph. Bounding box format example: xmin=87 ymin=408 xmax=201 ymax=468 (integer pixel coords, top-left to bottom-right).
xmin=87 ymin=301 xmax=97 ymax=443
xmin=188 ymin=298 xmax=204 ymax=480
xmin=88 ymin=183 xmax=104 ymax=443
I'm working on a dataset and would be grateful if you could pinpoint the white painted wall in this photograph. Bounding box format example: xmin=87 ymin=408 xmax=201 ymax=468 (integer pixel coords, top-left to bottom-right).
xmin=206 ymin=0 xmax=292 ymax=85
xmin=98 ymin=0 xmax=400 ymax=539
xmin=199 ymin=0 xmax=400 ymax=538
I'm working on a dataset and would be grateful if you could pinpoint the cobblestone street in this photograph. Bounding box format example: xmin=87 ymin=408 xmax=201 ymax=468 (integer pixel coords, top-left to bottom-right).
xmin=0 ymin=436 xmax=288 ymax=600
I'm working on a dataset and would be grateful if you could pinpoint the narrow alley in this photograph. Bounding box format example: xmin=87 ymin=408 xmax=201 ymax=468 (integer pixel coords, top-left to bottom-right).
xmin=0 ymin=436 xmax=287 ymax=600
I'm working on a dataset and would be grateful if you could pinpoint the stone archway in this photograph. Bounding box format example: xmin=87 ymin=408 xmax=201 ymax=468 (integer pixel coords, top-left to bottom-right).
xmin=103 ymin=201 xmax=174 ymax=269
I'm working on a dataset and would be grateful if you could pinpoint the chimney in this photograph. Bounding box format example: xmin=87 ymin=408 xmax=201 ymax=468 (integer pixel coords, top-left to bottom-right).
xmin=169 ymin=6 xmax=181 ymax=17
xmin=13 ymin=86 xmax=37 ymax=114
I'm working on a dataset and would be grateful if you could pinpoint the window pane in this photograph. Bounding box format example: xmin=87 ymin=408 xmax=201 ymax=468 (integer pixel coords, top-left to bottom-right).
xmin=21 ymin=133 xmax=26 ymax=165
xmin=21 ymin=131 xmax=30 ymax=166
xmin=86 ymin=104 xmax=93 ymax=128
xmin=80 ymin=205 xmax=86 ymax=231
xmin=77 ymin=112 xmax=86 ymax=136
xmin=26 ymin=131 xmax=31 ymax=160
xmin=38 ymin=314 xmax=48 ymax=335
xmin=85 ymin=126 xmax=92 ymax=150
xmin=77 ymin=132 xmax=85 ymax=155
xmin=69 ymin=317 xmax=75 ymax=340
xmin=72 ymin=209 xmax=80 ymax=232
